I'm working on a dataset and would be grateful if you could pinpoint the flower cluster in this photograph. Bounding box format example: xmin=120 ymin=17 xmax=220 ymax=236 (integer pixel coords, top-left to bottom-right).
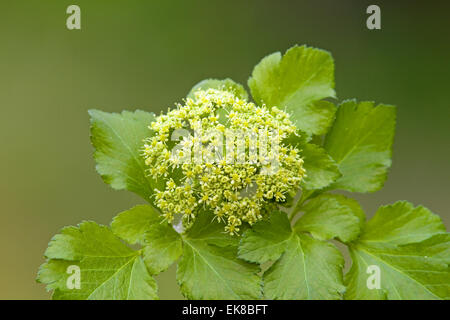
xmin=143 ymin=88 xmax=306 ymax=234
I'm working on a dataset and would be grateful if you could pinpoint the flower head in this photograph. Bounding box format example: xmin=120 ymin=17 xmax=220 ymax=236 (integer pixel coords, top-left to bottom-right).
xmin=143 ymin=87 xmax=306 ymax=234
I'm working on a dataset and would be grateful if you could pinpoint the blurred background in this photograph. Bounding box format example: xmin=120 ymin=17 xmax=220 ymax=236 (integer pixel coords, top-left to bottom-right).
xmin=0 ymin=0 xmax=448 ymax=299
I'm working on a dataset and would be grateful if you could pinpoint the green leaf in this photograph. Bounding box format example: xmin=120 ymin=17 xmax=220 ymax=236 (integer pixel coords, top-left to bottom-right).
xmin=111 ymin=205 xmax=161 ymax=245
xmin=290 ymin=100 xmax=337 ymax=136
xmin=346 ymin=235 xmax=450 ymax=300
xmin=37 ymin=222 xmax=158 ymax=300
xmin=412 ymin=233 xmax=450 ymax=262
xmin=89 ymin=109 xmax=163 ymax=200
xmin=238 ymin=211 xmax=292 ymax=264
xmin=345 ymin=202 xmax=449 ymax=300
xmin=344 ymin=249 xmax=387 ymax=300
xmin=238 ymin=210 xmax=348 ymax=299
xmin=360 ymin=201 xmax=446 ymax=245
xmin=283 ymin=130 xmax=311 ymax=148
xmin=295 ymin=194 xmax=363 ymax=243
xmin=248 ymin=45 xmax=336 ymax=135
xmin=187 ymin=78 xmax=249 ymax=100
xmin=176 ymin=212 xmax=261 ymax=299
xmin=264 ymin=233 xmax=346 ymax=300
xmin=143 ymin=222 xmax=183 ymax=274
xmin=182 ymin=210 xmax=237 ymax=248
xmin=44 ymin=221 xmax=133 ymax=260
xmin=324 ymin=100 xmax=396 ymax=193
xmin=301 ymin=143 xmax=341 ymax=190
xmin=111 ymin=204 xmax=182 ymax=275
xmin=37 ymin=259 xmax=75 ymax=292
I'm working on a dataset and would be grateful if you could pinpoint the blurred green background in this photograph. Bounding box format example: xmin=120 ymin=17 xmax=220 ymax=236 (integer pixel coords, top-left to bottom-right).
xmin=0 ymin=0 xmax=448 ymax=299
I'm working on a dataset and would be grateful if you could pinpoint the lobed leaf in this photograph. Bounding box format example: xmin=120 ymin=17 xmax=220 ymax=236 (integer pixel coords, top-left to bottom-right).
xmin=37 ymin=221 xmax=158 ymax=300
xmin=89 ymin=109 xmax=163 ymax=201
xmin=238 ymin=210 xmax=292 ymax=264
xmin=264 ymin=233 xmax=346 ymax=300
xmin=301 ymin=143 xmax=341 ymax=190
xmin=345 ymin=201 xmax=449 ymax=300
xmin=238 ymin=210 xmax=348 ymax=299
xmin=143 ymin=222 xmax=183 ymax=274
xmin=295 ymin=194 xmax=363 ymax=243
xmin=248 ymin=45 xmax=336 ymax=136
xmin=111 ymin=205 xmax=161 ymax=245
xmin=176 ymin=212 xmax=261 ymax=300
xmin=360 ymin=201 xmax=446 ymax=245
xmin=187 ymin=78 xmax=249 ymax=100
xmin=324 ymin=100 xmax=396 ymax=193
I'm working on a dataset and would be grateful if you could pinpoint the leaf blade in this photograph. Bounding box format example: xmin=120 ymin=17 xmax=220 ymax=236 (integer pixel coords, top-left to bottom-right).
xmin=301 ymin=143 xmax=341 ymax=190
xmin=248 ymin=45 xmax=336 ymax=135
xmin=360 ymin=201 xmax=446 ymax=245
xmin=324 ymin=100 xmax=396 ymax=193
xmin=345 ymin=202 xmax=449 ymax=300
xmin=38 ymin=222 xmax=158 ymax=300
xmin=295 ymin=194 xmax=363 ymax=243
xmin=264 ymin=233 xmax=346 ymax=300
xmin=143 ymin=222 xmax=183 ymax=275
xmin=111 ymin=205 xmax=161 ymax=245
xmin=187 ymin=78 xmax=249 ymax=100
xmin=238 ymin=210 xmax=292 ymax=264
xmin=89 ymin=109 xmax=163 ymax=200
xmin=176 ymin=212 xmax=261 ymax=300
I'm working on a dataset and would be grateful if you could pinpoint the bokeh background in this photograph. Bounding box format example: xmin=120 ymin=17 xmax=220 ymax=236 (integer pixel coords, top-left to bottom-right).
xmin=0 ymin=0 xmax=448 ymax=299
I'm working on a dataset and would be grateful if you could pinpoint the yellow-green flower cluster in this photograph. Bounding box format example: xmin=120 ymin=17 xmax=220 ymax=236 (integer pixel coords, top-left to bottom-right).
xmin=143 ymin=88 xmax=306 ymax=234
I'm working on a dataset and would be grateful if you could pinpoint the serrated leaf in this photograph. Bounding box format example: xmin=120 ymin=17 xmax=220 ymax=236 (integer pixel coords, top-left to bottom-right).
xmin=301 ymin=143 xmax=341 ymax=190
xmin=344 ymin=247 xmax=388 ymax=300
xmin=38 ymin=222 xmax=158 ymax=300
xmin=56 ymin=255 xmax=157 ymax=300
xmin=37 ymin=259 xmax=74 ymax=292
xmin=89 ymin=109 xmax=163 ymax=200
xmin=291 ymin=100 xmax=337 ymax=136
xmin=360 ymin=201 xmax=446 ymax=245
xmin=176 ymin=212 xmax=261 ymax=300
xmin=111 ymin=204 xmax=182 ymax=275
xmin=324 ymin=100 xmax=396 ymax=193
xmin=182 ymin=210 xmax=237 ymax=248
xmin=143 ymin=222 xmax=183 ymax=274
xmin=111 ymin=205 xmax=161 ymax=245
xmin=345 ymin=202 xmax=449 ymax=300
xmin=44 ymin=221 xmax=133 ymax=260
xmin=238 ymin=211 xmax=292 ymax=264
xmin=248 ymin=45 xmax=336 ymax=135
xmin=412 ymin=234 xmax=450 ymax=262
xmin=187 ymin=78 xmax=249 ymax=100
xmin=238 ymin=210 xmax=348 ymax=300
xmin=295 ymin=194 xmax=363 ymax=243
xmin=283 ymin=130 xmax=311 ymax=148
xmin=346 ymin=235 xmax=450 ymax=300
xmin=264 ymin=233 xmax=346 ymax=300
